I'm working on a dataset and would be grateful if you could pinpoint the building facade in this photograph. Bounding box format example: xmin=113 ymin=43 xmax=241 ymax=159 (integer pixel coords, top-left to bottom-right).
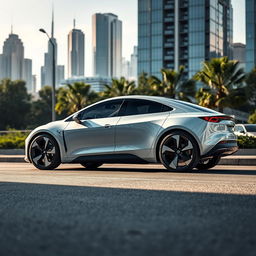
xmin=67 ymin=20 xmax=85 ymax=77
xmin=0 ymin=32 xmax=33 ymax=92
xmin=92 ymin=13 xmax=122 ymax=78
xmin=246 ymin=0 xmax=256 ymax=72
xmin=138 ymin=0 xmax=233 ymax=78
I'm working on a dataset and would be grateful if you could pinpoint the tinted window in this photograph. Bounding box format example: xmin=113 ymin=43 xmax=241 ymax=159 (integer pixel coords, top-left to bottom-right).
xmin=245 ymin=125 xmax=256 ymax=132
xmin=120 ymin=99 xmax=172 ymax=116
xmin=81 ymin=100 xmax=123 ymax=120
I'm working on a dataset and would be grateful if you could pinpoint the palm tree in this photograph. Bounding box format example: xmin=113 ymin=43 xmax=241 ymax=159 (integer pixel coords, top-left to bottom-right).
xmin=136 ymin=72 xmax=154 ymax=95
xmin=149 ymin=66 xmax=196 ymax=101
xmin=55 ymin=82 xmax=98 ymax=115
xmin=103 ymin=77 xmax=136 ymax=97
xmin=194 ymin=57 xmax=245 ymax=112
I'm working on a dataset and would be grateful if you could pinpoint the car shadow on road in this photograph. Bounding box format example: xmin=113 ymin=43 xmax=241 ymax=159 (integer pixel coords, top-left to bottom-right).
xmin=57 ymin=165 xmax=256 ymax=175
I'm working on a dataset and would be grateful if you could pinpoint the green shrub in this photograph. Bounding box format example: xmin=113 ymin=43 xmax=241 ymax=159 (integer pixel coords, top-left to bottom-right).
xmin=237 ymin=135 xmax=256 ymax=149
xmin=0 ymin=131 xmax=29 ymax=149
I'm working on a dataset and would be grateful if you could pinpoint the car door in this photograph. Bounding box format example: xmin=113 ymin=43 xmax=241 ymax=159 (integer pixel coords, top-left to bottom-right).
xmin=64 ymin=99 xmax=124 ymax=159
xmin=115 ymin=99 xmax=171 ymax=159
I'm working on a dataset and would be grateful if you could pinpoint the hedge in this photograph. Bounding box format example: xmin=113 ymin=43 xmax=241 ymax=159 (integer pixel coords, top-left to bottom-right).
xmin=237 ymin=135 xmax=256 ymax=149
xmin=0 ymin=131 xmax=29 ymax=149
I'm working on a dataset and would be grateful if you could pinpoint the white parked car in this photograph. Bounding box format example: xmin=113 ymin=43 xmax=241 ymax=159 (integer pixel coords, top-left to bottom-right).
xmin=234 ymin=124 xmax=256 ymax=137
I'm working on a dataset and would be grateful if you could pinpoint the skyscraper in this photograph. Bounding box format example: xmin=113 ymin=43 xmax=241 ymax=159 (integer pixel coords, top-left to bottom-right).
xmin=138 ymin=0 xmax=233 ymax=79
xmin=246 ymin=0 xmax=256 ymax=72
xmin=23 ymin=58 xmax=33 ymax=92
xmin=67 ymin=19 xmax=85 ymax=77
xmin=92 ymin=13 xmax=122 ymax=78
xmin=41 ymin=11 xmax=65 ymax=88
xmin=130 ymin=46 xmax=138 ymax=80
xmin=0 ymin=29 xmax=33 ymax=92
xmin=233 ymin=43 xmax=246 ymax=70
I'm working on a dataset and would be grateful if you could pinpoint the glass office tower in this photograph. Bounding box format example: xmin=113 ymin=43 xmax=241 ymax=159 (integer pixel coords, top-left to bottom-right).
xmin=138 ymin=0 xmax=233 ymax=79
xmin=246 ymin=0 xmax=256 ymax=72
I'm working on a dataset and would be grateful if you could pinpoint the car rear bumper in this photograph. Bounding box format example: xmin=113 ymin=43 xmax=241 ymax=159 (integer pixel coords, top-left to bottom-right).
xmin=202 ymin=140 xmax=238 ymax=159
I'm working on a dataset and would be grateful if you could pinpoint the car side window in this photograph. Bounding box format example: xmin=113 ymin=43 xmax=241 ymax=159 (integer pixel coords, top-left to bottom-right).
xmin=81 ymin=100 xmax=123 ymax=120
xmin=235 ymin=126 xmax=243 ymax=133
xmin=120 ymin=99 xmax=172 ymax=116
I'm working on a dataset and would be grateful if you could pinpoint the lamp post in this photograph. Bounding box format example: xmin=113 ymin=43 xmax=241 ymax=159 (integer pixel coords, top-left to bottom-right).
xmin=39 ymin=28 xmax=56 ymax=121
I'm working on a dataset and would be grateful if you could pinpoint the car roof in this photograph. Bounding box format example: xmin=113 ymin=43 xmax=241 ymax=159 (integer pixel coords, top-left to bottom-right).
xmin=104 ymin=95 xmax=218 ymax=114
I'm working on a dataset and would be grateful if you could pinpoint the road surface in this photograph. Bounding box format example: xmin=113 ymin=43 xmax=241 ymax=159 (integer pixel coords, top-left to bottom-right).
xmin=0 ymin=163 xmax=256 ymax=256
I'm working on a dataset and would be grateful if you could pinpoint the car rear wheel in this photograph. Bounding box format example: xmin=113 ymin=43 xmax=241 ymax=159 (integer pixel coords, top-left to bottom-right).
xmin=80 ymin=163 xmax=102 ymax=169
xmin=159 ymin=131 xmax=199 ymax=172
xmin=196 ymin=156 xmax=220 ymax=170
xmin=29 ymin=134 xmax=60 ymax=170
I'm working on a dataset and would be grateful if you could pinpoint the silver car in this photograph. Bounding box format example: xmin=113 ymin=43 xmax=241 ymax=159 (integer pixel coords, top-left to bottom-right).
xmin=25 ymin=96 xmax=238 ymax=171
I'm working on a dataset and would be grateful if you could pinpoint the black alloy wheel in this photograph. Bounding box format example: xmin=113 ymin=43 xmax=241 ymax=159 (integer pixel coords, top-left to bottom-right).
xmin=159 ymin=131 xmax=199 ymax=172
xmin=29 ymin=134 xmax=60 ymax=170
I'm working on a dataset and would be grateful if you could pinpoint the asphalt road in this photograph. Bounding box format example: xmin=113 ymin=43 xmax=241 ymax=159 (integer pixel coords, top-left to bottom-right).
xmin=0 ymin=163 xmax=256 ymax=256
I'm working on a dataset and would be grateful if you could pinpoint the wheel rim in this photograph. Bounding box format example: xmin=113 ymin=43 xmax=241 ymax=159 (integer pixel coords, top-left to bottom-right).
xmin=31 ymin=136 xmax=56 ymax=168
xmin=161 ymin=134 xmax=194 ymax=170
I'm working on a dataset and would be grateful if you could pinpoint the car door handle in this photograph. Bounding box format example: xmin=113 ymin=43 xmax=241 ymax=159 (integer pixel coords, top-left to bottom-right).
xmin=105 ymin=124 xmax=111 ymax=128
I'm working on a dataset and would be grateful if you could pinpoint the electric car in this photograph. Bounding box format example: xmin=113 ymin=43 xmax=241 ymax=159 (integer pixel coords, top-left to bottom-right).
xmin=25 ymin=96 xmax=238 ymax=171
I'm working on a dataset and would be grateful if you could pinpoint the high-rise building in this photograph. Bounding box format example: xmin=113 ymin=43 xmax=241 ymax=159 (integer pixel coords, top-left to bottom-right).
xmin=23 ymin=58 xmax=33 ymax=92
xmin=246 ymin=0 xmax=256 ymax=72
xmin=41 ymin=11 xmax=65 ymax=88
xmin=130 ymin=46 xmax=138 ymax=80
xmin=138 ymin=0 xmax=233 ymax=79
xmin=122 ymin=58 xmax=131 ymax=78
xmin=92 ymin=13 xmax=122 ymax=78
xmin=57 ymin=65 xmax=65 ymax=87
xmin=32 ymin=75 xmax=37 ymax=94
xmin=121 ymin=46 xmax=138 ymax=81
xmin=67 ymin=19 xmax=85 ymax=77
xmin=233 ymin=43 xmax=246 ymax=70
xmin=0 ymin=29 xmax=32 ymax=92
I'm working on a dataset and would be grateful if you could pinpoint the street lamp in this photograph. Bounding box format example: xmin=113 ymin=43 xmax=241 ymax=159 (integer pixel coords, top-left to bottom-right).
xmin=39 ymin=28 xmax=56 ymax=121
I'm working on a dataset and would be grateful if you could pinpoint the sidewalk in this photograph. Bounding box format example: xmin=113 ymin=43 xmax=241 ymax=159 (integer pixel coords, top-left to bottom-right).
xmin=0 ymin=154 xmax=255 ymax=166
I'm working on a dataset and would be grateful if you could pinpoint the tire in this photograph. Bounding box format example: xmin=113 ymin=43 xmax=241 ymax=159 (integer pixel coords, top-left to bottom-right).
xmin=159 ymin=130 xmax=199 ymax=172
xmin=196 ymin=156 xmax=221 ymax=170
xmin=29 ymin=134 xmax=61 ymax=170
xmin=80 ymin=162 xmax=102 ymax=169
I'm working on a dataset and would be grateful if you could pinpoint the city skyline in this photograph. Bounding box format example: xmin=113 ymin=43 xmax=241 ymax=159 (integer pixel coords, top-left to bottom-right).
xmin=0 ymin=0 xmax=245 ymax=90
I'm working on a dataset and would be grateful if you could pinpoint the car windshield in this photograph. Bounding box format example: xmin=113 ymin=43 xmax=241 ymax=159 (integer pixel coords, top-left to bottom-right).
xmin=245 ymin=125 xmax=256 ymax=132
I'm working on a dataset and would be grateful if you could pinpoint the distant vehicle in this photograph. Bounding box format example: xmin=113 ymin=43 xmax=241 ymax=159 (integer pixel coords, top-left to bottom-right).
xmin=234 ymin=124 xmax=256 ymax=137
xmin=25 ymin=96 xmax=238 ymax=172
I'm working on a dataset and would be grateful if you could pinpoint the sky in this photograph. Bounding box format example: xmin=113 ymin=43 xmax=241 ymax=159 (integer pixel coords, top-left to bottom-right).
xmin=0 ymin=0 xmax=245 ymax=90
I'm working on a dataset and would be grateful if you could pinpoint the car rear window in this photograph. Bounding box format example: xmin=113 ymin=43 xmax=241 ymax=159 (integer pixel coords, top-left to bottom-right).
xmin=245 ymin=125 xmax=256 ymax=132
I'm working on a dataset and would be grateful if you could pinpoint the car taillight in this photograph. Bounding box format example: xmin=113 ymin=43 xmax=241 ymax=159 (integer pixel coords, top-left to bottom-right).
xmin=199 ymin=116 xmax=233 ymax=123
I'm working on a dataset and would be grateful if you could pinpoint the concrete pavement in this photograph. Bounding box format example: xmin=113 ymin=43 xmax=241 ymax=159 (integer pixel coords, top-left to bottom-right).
xmin=0 ymin=163 xmax=256 ymax=256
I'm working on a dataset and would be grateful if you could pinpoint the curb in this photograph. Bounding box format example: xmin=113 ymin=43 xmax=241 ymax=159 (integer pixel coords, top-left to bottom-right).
xmin=0 ymin=155 xmax=255 ymax=166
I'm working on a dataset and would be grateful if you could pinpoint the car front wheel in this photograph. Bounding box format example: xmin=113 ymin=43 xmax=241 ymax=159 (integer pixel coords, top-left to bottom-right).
xmin=29 ymin=134 xmax=60 ymax=170
xmin=159 ymin=131 xmax=199 ymax=172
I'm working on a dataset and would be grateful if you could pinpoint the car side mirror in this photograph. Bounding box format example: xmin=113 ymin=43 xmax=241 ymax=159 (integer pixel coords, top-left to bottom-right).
xmin=72 ymin=113 xmax=82 ymax=124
